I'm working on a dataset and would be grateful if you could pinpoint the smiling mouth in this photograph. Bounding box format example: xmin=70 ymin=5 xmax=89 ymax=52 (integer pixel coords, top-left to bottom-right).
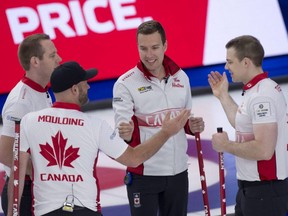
xmin=146 ymin=59 xmax=156 ymax=63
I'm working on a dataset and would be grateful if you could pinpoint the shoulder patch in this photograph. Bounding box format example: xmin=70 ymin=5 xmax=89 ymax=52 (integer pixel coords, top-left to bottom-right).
xmin=253 ymin=102 xmax=271 ymax=120
xmin=113 ymin=97 xmax=123 ymax=102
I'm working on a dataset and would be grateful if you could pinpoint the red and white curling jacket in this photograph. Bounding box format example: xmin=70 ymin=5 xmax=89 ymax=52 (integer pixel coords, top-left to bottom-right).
xmin=113 ymin=55 xmax=194 ymax=176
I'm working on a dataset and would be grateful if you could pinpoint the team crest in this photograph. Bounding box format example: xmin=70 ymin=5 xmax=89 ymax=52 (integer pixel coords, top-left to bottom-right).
xmin=133 ymin=193 xmax=141 ymax=208
xmin=39 ymin=131 xmax=80 ymax=169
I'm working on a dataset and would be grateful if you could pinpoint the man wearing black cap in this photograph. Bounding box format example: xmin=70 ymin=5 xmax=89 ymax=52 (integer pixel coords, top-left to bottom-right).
xmin=7 ymin=61 xmax=190 ymax=216
xmin=50 ymin=61 xmax=97 ymax=106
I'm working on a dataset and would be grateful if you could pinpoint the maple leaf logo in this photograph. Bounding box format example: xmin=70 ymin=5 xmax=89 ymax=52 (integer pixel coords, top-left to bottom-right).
xmin=39 ymin=131 xmax=80 ymax=169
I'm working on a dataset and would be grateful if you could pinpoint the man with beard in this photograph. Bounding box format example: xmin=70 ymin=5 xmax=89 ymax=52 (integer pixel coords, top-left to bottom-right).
xmin=7 ymin=61 xmax=190 ymax=216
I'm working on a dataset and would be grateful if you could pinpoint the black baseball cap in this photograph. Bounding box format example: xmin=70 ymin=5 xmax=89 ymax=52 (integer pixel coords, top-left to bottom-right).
xmin=50 ymin=61 xmax=98 ymax=93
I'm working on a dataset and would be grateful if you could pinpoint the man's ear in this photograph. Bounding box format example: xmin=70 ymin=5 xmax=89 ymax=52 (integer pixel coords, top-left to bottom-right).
xmin=243 ymin=57 xmax=252 ymax=68
xmin=30 ymin=56 xmax=40 ymax=67
xmin=71 ymin=85 xmax=78 ymax=95
xmin=164 ymin=40 xmax=168 ymax=52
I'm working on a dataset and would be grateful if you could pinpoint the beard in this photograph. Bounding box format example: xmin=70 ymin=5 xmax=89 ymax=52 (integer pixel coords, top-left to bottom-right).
xmin=78 ymin=87 xmax=89 ymax=106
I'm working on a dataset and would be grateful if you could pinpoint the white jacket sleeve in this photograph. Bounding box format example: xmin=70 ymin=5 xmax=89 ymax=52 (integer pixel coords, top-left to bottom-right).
xmin=112 ymin=81 xmax=135 ymax=126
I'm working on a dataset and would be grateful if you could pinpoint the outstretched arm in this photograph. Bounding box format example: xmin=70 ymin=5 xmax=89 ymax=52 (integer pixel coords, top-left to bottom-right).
xmin=116 ymin=109 xmax=191 ymax=167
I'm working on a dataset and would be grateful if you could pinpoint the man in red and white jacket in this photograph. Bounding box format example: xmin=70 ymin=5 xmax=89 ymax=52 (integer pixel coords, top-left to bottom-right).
xmin=113 ymin=20 xmax=205 ymax=216
xmin=209 ymin=35 xmax=288 ymax=216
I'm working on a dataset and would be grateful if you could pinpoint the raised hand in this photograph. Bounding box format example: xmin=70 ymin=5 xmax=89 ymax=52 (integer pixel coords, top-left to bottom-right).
xmin=208 ymin=71 xmax=229 ymax=99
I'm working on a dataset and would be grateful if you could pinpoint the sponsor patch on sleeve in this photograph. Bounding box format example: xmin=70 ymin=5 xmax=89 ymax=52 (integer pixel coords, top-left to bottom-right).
xmin=253 ymin=102 xmax=271 ymax=120
xmin=113 ymin=97 xmax=123 ymax=102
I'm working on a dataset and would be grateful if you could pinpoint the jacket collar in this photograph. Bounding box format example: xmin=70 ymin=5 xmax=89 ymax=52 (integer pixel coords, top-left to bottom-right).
xmin=52 ymin=102 xmax=81 ymax=111
xmin=22 ymin=76 xmax=48 ymax=92
xmin=136 ymin=55 xmax=180 ymax=80
xmin=243 ymin=72 xmax=268 ymax=91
